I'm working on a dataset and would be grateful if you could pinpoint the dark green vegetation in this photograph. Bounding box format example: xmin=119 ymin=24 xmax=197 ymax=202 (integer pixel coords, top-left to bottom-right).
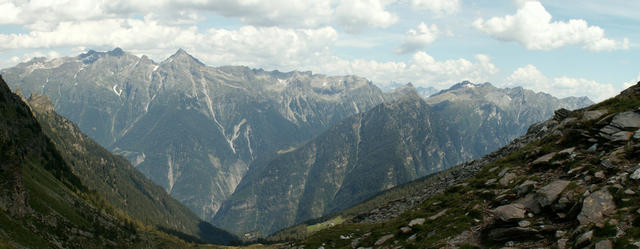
xmin=214 ymin=82 xmax=592 ymax=236
xmin=0 ymin=75 xmax=223 ymax=248
xmin=281 ymin=82 xmax=640 ymax=248
xmin=25 ymin=93 xmax=236 ymax=244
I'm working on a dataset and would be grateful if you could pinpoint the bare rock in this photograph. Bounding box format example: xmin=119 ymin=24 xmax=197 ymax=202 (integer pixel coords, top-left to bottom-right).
xmin=374 ymin=234 xmax=394 ymax=246
xmin=399 ymin=227 xmax=412 ymax=234
xmin=587 ymin=144 xmax=598 ymax=152
xmin=428 ymin=209 xmax=448 ymax=220
xmin=559 ymin=147 xmax=575 ymax=155
xmin=535 ymin=180 xmax=571 ymax=207
xmin=554 ymin=108 xmax=571 ymax=121
xmin=492 ymin=204 xmax=526 ymax=222
xmin=557 ymin=238 xmax=569 ymax=249
xmin=499 ymin=173 xmax=517 ymax=186
xmin=408 ymin=218 xmax=425 ymax=227
xmin=532 ymin=152 xmax=557 ymax=166
xmin=515 ymin=193 xmax=542 ymax=214
xmin=595 ymin=240 xmax=613 ymax=249
xmin=577 ymin=189 xmax=616 ymax=226
xmin=516 ymin=180 xmax=537 ymax=196
xmin=583 ymin=110 xmax=607 ymax=121
xmin=518 ymin=220 xmax=531 ymax=227
xmin=631 ymin=167 xmax=640 ymax=180
xmin=575 ymin=230 xmax=593 ymax=248
xmin=611 ymin=131 xmax=633 ymax=141
xmin=611 ymin=111 xmax=640 ymax=129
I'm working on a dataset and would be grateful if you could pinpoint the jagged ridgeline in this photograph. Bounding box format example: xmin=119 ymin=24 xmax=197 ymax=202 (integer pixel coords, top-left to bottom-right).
xmin=282 ymin=82 xmax=640 ymax=248
xmin=0 ymin=75 xmax=206 ymax=248
xmin=23 ymin=92 xmax=236 ymax=244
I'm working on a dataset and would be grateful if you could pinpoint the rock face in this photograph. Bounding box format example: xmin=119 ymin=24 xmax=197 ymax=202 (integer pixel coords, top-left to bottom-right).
xmin=577 ymin=189 xmax=616 ymax=226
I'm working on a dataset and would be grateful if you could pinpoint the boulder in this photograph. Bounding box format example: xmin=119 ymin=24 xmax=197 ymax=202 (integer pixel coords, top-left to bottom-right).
xmin=595 ymin=240 xmax=613 ymax=249
xmin=634 ymin=129 xmax=640 ymax=140
xmin=532 ymin=152 xmax=557 ymax=166
xmin=583 ymin=110 xmax=607 ymax=121
xmin=399 ymin=227 xmax=412 ymax=234
xmin=554 ymin=108 xmax=571 ymax=121
xmin=601 ymin=159 xmax=617 ymax=169
xmin=558 ymin=147 xmax=575 ymax=155
xmin=518 ymin=220 xmax=531 ymax=227
xmin=499 ymin=173 xmax=517 ymax=186
xmin=515 ymin=193 xmax=542 ymax=214
xmin=631 ymin=167 xmax=640 ymax=180
xmin=574 ymin=230 xmax=593 ymax=248
xmin=611 ymin=131 xmax=633 ymax=141
xmin=600 ymin=125 xmax=621 ymax=135
xmin=611 ymin=111 xmax=640 ymax=129
xmin=428 ymin=209 xmax=447 ymax=220
xmin=374 ymin=234 xmax=394 ymax=246
xmin=557 ymin=238 xmax=569 ymax=249
xmin=577 ymin=189 xmax=616 ymax=226
xmin=535 ymin=180 xmax=571 ymax=207
xmin=587 ymin=144 xmax=598 ymax=152
xmin=492 ymin=204 xmax=526 ymax=222
xmin=516 ymin=180 xmax=537 ymax=196
xmin=408 ymin=218 xmax=425 ymax=227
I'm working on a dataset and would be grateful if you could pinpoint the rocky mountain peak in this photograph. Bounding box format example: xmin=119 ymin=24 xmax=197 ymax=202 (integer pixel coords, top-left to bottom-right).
xmin=386 ymin=83 xmax=420 ymax=101
xmin=165 ymin=48 xmax=205 ymax=66
xmin=78 ymin=47 xmax=132 ymax=64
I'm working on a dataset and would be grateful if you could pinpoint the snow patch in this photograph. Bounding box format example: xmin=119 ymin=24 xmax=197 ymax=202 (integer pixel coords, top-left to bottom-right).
xmin=112 ymin=84 xmax=122 ymax=96
xmin=167 ymin=155 xmax=175 ymax=193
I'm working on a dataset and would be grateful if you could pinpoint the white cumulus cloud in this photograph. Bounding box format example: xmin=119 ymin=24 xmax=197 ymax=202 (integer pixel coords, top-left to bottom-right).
xmin=504 ymin=64 xmax=618 ymax=101
xmin=473 ymin=0 xmax=629 ymax=52
xmin=395 ymin=22 xmax=439 ymax=54
xmin=315 ymin=52 xmax=499 ymax=89
xmin=335 ymin=0 xmax=398 ymax=33
xmin=410 ymin=0 xmax=460 ymax=16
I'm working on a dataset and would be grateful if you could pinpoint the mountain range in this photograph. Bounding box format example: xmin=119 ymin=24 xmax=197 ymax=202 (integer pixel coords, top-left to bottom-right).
xmin=1 ymin=48 xmax=593 ymax=238
xmin=213 ymin=81 xmax=592 ymax=235
xmin=2 ymin=48 xmax=386 ymax=222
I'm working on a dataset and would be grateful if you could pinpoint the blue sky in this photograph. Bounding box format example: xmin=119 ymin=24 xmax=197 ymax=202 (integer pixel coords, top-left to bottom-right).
xmin=0 ymin=0 xmax=638 ymax=101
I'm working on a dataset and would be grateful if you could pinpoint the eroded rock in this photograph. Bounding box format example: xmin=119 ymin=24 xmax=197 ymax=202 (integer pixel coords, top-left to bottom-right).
xmin=611 ymin=111 xmax=640 ymax=129
xmin=577 ymin=190 xmax=616 ymax=226
xmin=535 ymin=180 xmax=570 ymax=207
xmin=492 ymin=204 xmax=526 ymax=222
xmin=408 ymin=218 xmax=425 ymax=227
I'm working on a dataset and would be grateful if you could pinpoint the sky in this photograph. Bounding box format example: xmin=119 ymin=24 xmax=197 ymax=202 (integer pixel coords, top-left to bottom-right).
xmin=0 ymin=0 xmax=638 ymax=102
